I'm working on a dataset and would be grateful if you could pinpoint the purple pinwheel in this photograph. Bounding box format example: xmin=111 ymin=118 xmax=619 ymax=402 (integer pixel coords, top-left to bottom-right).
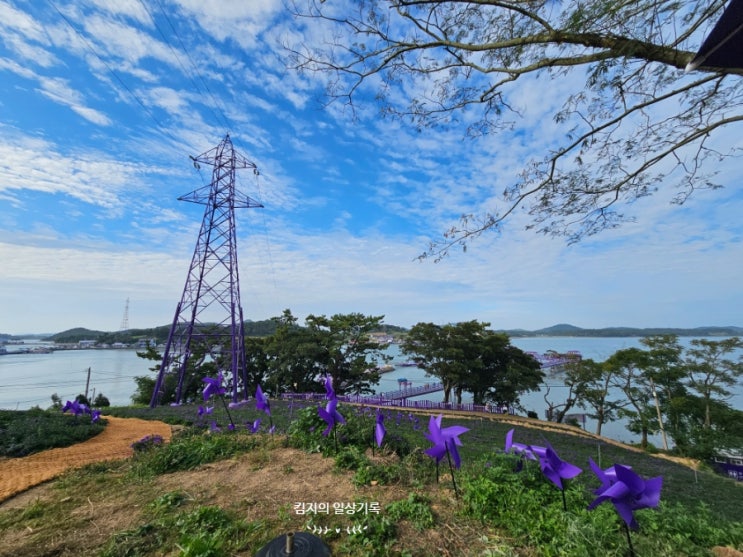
xmin=588 ymin=463 xmax=663 ymax=531
xmin=423 ymin=414 xmax=469 ymax=498
xmin=589 ymin=457 xmax=626 ymax=492
xmin=62 ymin=400 xmax=91 ymax=418
xmin=318 ymin=398 xmax=346 ymax=437
xmin=504 ymin=429 xmax=539 ymax=461
xmin=202 ymin=372 xmax=225 ymax=401
xmin=197 ymin=405 xmax=214 ymax=417
xmin=539 ymin=444 xmax=582 ymax=490
xmin=375 ymin=408 xmax=386 ymax=448
xmin=424 ymin=414 xmax=469 ymax=469
xmin=323 ymin=375 xmax=335 ymax=399
xmin=255 ymin=384 xmax=271 ymax=416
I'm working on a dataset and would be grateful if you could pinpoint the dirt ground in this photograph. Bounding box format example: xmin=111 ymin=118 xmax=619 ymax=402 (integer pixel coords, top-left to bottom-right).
xmin=0 ymin=416 xmax=172 ymax=503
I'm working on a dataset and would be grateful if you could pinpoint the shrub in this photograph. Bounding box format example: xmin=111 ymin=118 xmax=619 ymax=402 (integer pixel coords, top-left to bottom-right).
xmin=0 ymin=409 xmax=106 ymax=457
xmin=130 ymin=429 xmax=257 ymax=476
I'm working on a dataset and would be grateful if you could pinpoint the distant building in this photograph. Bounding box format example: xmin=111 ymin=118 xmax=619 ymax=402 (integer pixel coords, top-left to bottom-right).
xmin=78 ymin=340 xmax=97 ymax=348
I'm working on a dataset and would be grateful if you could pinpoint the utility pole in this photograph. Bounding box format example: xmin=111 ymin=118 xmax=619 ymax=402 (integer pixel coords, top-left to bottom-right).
xmin=84 ymin=367 xmax=91 ymax=402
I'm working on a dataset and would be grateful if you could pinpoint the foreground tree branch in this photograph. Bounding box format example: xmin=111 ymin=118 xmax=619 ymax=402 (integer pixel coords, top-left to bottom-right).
xmin=289 ymin=0 xmax=743 ymax=258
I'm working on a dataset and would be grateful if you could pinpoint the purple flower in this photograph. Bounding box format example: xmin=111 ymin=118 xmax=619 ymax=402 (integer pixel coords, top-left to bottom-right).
xmin=91 ymin=409 xmax=101 ymax=423
xmin=375 ymin=408 xmax=386 ymax=447
xmin=539 ymin=443 xmax=582 ymax=490
xmin=202 ymin=373 xmax=225 ymax=401
xmin=247 ymin=419 xmax=261 ymax=433
xmin=424 ymin=414 xmax=469 ymax=469
xmin=588 ymin=463 xmax=663 ymax=530
xmin=209 ymin=421 xmax=221 ymax=433
xmin=318 ymin=398 xmax=345 ymax=436
xmin=255 ymin=384 xmax=271 ymax=416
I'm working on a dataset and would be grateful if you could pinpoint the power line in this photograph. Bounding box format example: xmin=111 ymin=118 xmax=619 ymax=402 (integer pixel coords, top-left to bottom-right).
xmin=148 ymin=0 xmax=234 ymax=133
xmin=45 ymin=0 xmax=186 ymax=149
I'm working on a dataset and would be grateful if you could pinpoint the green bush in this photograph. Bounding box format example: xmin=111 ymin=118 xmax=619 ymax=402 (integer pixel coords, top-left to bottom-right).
xmin=0 ymin=409 xmax=106 ymax=457
xmin=385 ymin=493 xmax=436 ymax=531
xmin=130 ymin=429 xmax=257 ymax=476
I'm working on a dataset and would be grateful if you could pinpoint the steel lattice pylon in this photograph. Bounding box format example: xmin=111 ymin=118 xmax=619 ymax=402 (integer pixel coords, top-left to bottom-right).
xmin=150 ymin=135 xmax=263 ymax=407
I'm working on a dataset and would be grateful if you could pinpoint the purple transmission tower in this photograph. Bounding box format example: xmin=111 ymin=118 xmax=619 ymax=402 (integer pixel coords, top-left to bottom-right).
xmin=150 ymin=135 xmax=263 ymax=407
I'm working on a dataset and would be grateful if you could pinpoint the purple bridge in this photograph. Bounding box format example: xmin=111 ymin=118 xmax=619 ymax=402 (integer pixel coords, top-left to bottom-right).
xmin=280 ymin=351 xmax=580 ymax=412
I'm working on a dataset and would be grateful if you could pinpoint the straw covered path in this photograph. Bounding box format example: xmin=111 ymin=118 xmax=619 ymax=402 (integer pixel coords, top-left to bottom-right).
xmin=0 ymin=416 xmax=172 ymax=503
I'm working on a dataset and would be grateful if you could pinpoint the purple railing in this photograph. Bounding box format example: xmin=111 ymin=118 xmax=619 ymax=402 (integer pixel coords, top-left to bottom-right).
xmin=281 ymin=390 xmax=515 ymax=415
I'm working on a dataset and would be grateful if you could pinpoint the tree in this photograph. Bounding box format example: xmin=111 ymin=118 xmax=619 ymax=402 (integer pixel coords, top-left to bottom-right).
xmin=264 ymin=310 xmax=390 ymax=396
xmin=401 ymin=322 xmax=458 ymax=403
xmin=134 ymin=341 xmax=219 ymax=405
xmin=244 ymin=336 xmax=271 ymax=395
xmin=92 ymin=393 xmax=110 ymax=407
xmin=482 ymin=341 xmax=543 ymax=408
xmin=401 ymin=320 xmax=542 ymax=405
xmin=685 ymin=336 xmax=743 ymax=429
xmin=639 ymin=335 xmax=687 ymax=449
xmin=570 ymin=358 xmax=623 ymax=436
xmin=543 ymin=358 xmax=606 ymax=426
xmin=305 ymin=312 xmax=391 ymax=395
xmin=607 ymin=347 xmax=657 ymax=449
xmin=264 ymin=309 xmax=328 ymax=395
xmin=291 ymin=1 xmax=742 ymax=257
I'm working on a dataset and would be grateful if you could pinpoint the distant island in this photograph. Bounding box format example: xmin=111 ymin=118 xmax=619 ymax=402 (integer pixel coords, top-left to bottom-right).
xmin=499 ymin=323 xmax=743 ymax=338
xmin=2 ymin=321 xmax=742 ymax=344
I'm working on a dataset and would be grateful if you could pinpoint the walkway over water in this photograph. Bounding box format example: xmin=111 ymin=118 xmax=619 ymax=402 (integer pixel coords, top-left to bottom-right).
xmin=281 ymin=391 xmax=515 ymax=415
xmin=281 ymin=350 xmax=580 ymax=412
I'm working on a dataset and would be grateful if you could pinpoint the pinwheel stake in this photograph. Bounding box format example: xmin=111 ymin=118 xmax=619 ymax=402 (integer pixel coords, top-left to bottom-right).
xmin=423 ymin=414 xmax=468 ymax=499
xmin=255 ymin=531 xmax=330 ymax=557
xmin=445 ymin=447 xmax=460 ymax=499
xmin=624 ymin=523 xmax=636 ymax=557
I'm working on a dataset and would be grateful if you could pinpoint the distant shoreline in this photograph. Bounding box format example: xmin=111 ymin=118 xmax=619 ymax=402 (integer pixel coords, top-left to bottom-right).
xmin=2 ymin=323 xmax=742 ymax=343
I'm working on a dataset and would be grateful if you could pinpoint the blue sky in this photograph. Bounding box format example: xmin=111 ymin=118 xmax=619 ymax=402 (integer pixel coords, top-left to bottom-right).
xmin=0 ymin=0 xmax=742 ymax=335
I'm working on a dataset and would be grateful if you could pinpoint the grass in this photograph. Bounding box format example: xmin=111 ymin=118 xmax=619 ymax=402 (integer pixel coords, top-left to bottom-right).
xmin=1 ymin=399 xmax=741 ymax=556
xmin=0 ymin=407 xmax=106 ymax=457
